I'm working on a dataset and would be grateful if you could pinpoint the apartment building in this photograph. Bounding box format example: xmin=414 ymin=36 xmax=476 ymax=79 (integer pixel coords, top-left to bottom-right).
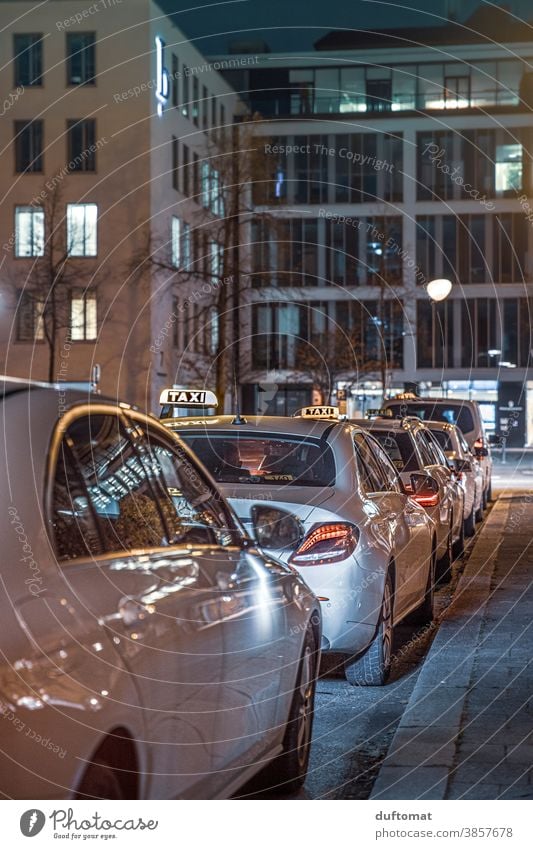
xmin=0 ymin=0 xmax=239 ymax=412
xmin=218 ymin=7 xmax=533 ymax=445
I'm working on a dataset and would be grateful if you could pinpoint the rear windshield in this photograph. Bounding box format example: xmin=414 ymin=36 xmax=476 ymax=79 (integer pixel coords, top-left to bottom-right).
xmin=384 ymin=403 xmax=475 ymax=435
xmin=371 ymin=431 xmax=420 ymax=472
xmin=430 ymin=430 xmax=453 ymax=452
xmin=179 ymin=432 xmax=336 ymax=486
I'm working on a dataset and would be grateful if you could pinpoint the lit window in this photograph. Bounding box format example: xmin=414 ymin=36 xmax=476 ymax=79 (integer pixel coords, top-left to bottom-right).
xmin=182 ymin=222 xmax=191 ymax=270
xmin=70 ymin=291 xmax=97 ymax=340
xmin=210 ymin=240 xmax=222 ymax=280
xmin=495 ymin=144 xmax=522 ymax=194
xmin=15 ymin=206 xmax=44 ymax=257
xmin=171 ymin=216 xmax=180 ymax=267
xmin=201 ymin=161 xmax=210 ymax=207
xmin=16 ymin=291 xmax=44 ymax=341
xmin=67 ymin=203 xmax=97 ymax=256
xmin=207 ymin=305 xmax=219 ymax=355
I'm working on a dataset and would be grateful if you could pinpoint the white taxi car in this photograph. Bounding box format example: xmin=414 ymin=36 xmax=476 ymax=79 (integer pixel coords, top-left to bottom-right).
xmin=0 ymin=378 xmax=321 ymax=799
xmin=164 ymin=400 xmax=437 ymax=687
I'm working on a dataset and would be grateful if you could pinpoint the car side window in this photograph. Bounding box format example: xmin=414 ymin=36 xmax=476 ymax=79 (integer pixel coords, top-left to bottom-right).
xmin=132 ymin=420 xmax=238 ymax=547
xmin=414 ymin=431 xmax=435 ymax=466
xmin=52 ymin=413 xmax=175 ymax=559
xmin=52 ymin=439 xmax=102 ymax=561
xmin=424 ymin=431 xmax=448 ymax=466
xmin=353 ymin=433 xmax=387 ymax=493
xmin=364 ymin=434 xmax=401 ymax=492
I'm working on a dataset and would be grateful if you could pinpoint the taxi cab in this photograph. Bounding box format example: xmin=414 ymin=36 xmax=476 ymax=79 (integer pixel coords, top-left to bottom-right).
xmin=162 ymin=392 xmax=437 ymax=687
xmin=0 ymin=378 xmax=321 ymax=799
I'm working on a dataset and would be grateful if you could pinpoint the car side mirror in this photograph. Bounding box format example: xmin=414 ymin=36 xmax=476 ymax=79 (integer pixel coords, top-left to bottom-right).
xmin=250 ymin=505 xmax=304 ymax=550
xmin=455 ymin=458 xmax=472 ymax=474
xmin=410 ymin=472 xmax=439 ymax=497
xmin=475 ymin=447 xmax=489 ymax=458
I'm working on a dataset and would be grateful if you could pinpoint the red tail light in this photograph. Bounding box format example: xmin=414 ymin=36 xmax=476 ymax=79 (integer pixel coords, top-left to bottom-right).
xmin=289 ymin=523 xmax=359 ymax=566
xmin=474 ymin=438 xmax=485 ymax=449
xmin=412 ymin=492 xmax=440 ymax=507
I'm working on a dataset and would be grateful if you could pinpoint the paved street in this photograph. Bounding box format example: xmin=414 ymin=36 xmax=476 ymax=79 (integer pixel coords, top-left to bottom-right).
xmin=249 ymin=486 xmax=532 ymax=801
xmin=371 ymin=492 xmax=532 ymax=800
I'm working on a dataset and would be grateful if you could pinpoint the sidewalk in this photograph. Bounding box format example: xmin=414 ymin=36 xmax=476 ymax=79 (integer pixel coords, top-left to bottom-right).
xmin=371 ymin=493 xmax=533 ymax=800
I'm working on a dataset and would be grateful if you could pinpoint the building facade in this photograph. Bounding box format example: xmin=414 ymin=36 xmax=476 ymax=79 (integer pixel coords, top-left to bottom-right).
xmin=219 ymin=9 xmax=533 ymax=445
xmin=0 ymin=0 xmax=240 ymax=412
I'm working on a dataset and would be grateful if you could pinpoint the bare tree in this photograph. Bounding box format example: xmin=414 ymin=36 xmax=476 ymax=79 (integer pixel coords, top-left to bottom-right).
xmin=141 ymin=115 xmax=276 ymax=409
xmin=8 ymin=181 xmax=98 ymax=382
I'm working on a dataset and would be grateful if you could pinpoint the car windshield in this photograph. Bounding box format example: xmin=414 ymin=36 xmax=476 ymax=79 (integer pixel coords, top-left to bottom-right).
xmin=371 ymin=431 xmax=420 ymax=472
xmin=384 ymin=402 xmax=475 ymax=434
xmin=179 ymin=432 xmax=336 ymax=486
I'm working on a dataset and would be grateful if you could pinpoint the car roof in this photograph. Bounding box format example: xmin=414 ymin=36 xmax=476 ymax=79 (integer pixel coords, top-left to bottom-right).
xmin=384 ymin=397 xmax=479 ymax=408
xmin=349 ymin=417 xmax=424 ymax=433
xmin=163 ymin=414 xmax=356 ymax=438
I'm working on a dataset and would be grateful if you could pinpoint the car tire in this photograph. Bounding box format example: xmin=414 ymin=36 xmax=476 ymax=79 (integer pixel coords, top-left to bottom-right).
xmin=344 ymin=571 xmax=393 ymax=686
xmin=259 ymin=623 xmax=318 ymax=794
xmin=75 ymin=757 xmax=124 ymax=800
xmin=452 ymin=518 xmax=465 ymax=560
xmin=475 ymin=502 xmax=484 ymax=523
xmin=464 ymin=508 xmax=476 ymax=537
xmin=409 ymin=543 xmax=436 ymax=626
xmin=436 ymin=527 xmax=453 ymax=584
xmin=485 ymin=481 xmax=492 ymax=505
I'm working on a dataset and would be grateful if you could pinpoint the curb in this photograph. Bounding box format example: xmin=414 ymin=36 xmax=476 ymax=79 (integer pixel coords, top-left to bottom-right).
xmin=370 ymin=495 xmax=512 ymax=800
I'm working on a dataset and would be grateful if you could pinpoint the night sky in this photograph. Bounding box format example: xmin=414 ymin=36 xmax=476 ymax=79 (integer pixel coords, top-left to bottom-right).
xmin=159 ymin=0 xmax=533 ymax=54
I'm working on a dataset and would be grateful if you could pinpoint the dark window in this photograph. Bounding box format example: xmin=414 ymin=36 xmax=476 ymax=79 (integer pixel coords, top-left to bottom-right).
xmin=67 ymin=119 xmax=96 ymax=170
xmin=417 ymin=130 xmax=455 ymax=200
xmin=385 ymin=402 xmax=475 ymax=435
xmin=16 ymin=291 xmax=44 ymax=341
xmin=14 ymin=120 xmax=43 ymax=172
xmin=182 ymin=67 xmax=189 ymax=117
xmin=366 ymin=78 xmax=392 ymax=111
xmin=493 ymin=213 xmax=528 ymax=283
xmin=192 ymin=76 xmax=199 ymax=125
xmin=51 ymin=413 xmax=235 ymax=559
xmin=172 ymin=136 xmax=178 ymax=190
xmin=14 ymin=34 xmax=42 ymax=86
xmin=363 ymin=433 xmax=401 ymax=490
xmin=179 ymin=432 xmax=336 ymax=487
xmin=416 ymin=298 xmax=454 ymax=369
xmin=371 ymin=430 xmax=420 ymax=473
xmin=202 ymin=85 xmax=208 ymax=129
xmin=172 ymin=54 xmax=178 ymax=107
xmin=182 ymin=143 xmax=190 ymax=196
xmin=67 ymin=33 xmax=95 ymax=85
xmin=353 ymin=433 xmax=387 ymax=491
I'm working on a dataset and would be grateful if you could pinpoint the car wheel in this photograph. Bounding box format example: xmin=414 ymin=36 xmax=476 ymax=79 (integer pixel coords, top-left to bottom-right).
xmin=75 ymin=758 xmax=123 ymax=800
xmin=464 ymin=506 xmax=476 ymax=537
xmin=409 ymin=543 xmax=436 ymax=626
xmin=485 ymin=481 xmax=492 ymax=505
xmin=452 ymin=518 xmax=465 ymax=560
xmin=344 ymin=572 xmax=393 ymax=686
xmin=436 ymin=527 xmax=453 ymax=584
xmin=259 ymin=623 xmax=318 ymax=794
xmin=475 ymin=501 xmax=484 ymax=523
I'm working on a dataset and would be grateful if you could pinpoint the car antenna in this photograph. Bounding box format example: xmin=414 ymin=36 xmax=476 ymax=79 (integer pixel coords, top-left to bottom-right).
xmin=231 ymin=366 xmax=247 ymax=425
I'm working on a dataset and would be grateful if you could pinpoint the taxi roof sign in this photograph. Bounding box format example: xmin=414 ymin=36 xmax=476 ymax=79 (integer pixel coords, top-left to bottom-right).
xmin=159 ymin=388 xmax=218 ymax=407
xmin=294 ymin=405 xmax=340 ymax=420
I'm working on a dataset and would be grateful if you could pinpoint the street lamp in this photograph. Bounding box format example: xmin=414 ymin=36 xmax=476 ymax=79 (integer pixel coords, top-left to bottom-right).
xmin=426 ymin=278 xmax=453 ymax=302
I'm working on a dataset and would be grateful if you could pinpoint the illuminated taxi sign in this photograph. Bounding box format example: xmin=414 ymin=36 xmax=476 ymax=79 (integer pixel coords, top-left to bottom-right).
xmin=159 ymin=389 xmax=218 ymax=407
xmin=295 ymin=405 xmax=340 ymax=420
xmin=366 ymin=408 xmax=393 ymax=418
